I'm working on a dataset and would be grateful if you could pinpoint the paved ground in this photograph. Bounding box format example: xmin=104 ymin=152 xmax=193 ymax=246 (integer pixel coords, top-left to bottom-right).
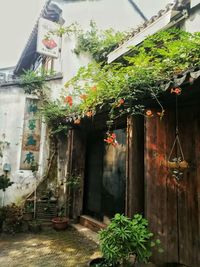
xmin=0 ymin=228 xmax=100 ymax=267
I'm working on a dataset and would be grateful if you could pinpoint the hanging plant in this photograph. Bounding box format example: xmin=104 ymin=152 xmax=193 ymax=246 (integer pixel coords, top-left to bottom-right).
xmin=166 ymin=94 xmax=189 ymax=180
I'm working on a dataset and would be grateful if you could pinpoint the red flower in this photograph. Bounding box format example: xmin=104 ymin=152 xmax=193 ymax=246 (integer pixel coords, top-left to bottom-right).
xmin=104 ymin=132 xmax=118 ymax=147
xmin=86 ymin=110 xmax=93 ymax=117
xmin=74 ymin=118 xmax=81 ymax=125
xmin=111 ymin=133 xmax=116 ymax=139
xmin=171 ymin=87 xmax=181 ymax=95
xmin=146 ymin=110 xmax=153 ymax=117
xmin=65 ymin=96 xmax=73 ymax=106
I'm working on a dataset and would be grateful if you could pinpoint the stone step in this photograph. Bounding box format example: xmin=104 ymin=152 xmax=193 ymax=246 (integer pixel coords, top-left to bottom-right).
xmin=79 ymin=215 xmax=106 ymax=233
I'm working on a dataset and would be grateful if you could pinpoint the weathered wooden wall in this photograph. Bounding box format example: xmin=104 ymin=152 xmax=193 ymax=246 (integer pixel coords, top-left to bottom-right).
xmin=145 ymin=105 xmax=200 ymax=267
xmin=66 ymin=129 xmax=86 ymax=221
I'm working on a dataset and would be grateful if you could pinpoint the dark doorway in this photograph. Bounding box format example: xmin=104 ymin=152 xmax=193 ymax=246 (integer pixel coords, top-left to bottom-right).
xmin=84 ymin=128 xmax=126 ymax=221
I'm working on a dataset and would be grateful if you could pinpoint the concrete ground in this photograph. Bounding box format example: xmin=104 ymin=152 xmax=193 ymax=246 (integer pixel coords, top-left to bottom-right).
xmin=0 ymin=228 xmax=100 ymax=267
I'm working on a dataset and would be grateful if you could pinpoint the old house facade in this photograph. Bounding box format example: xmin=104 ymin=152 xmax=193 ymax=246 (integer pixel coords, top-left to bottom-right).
xmin=0 ymin=0 xmax=199 ymax=266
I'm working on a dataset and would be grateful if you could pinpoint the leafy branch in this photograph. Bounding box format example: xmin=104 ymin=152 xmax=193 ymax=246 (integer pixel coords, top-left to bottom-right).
xmin=63 ymin=28 xmax=200 ymax=125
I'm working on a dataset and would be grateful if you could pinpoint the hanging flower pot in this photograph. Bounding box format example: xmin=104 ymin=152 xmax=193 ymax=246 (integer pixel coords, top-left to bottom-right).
xmin=178 ymin=160 xmax=189 ymax=169
xmin=167 ymin=159 xmax=189 ymax=170
xmin=166 ymin=91 xmax=189 ymax=180
xmin=167 ymin=161 xmax=179 ymax=169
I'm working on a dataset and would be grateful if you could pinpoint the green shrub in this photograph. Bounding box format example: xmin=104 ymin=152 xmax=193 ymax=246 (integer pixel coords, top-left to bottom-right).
xmin=99 ymin=214 xmax=162 ymax=266
xmin=1 ymin=204 xmax=23 ymax=234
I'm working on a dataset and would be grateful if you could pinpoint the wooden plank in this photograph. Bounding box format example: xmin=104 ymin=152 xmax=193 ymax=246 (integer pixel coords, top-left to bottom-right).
xmin=145 ymin=110 xmax=178 ymax=264
xmin=165 ymin=109 xmax=179 ymax=264
xmin=178 ymin=105 xmax=200 ymax=267
xmin=126 ymin=116 xmax=144 ymax=217
xmin=195 ymin=114 xmax=200 ymax=266
xmin=70 ymin=129 xmax=86 ymax=220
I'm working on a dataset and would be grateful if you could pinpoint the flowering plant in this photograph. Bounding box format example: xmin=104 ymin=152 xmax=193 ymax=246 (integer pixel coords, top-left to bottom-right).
xmin=104 ymin=132 xmax=118 ymax=147
xmin=171 ymin=87 xmax=182 ymax=95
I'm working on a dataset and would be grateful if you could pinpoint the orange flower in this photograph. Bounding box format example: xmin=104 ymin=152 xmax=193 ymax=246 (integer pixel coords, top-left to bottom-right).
xmin=104 ymin=137 xmax=113 ymax=144
xmin=111 ymin=133 xmax=116 ymax=139
xmin=146 ymin=110 xmax=153 ymax=117
xmin=171 ymin=87 xmax=181 ymax=95
xmin=104 ymin=132 xmax=118 ymax=147
xmin=91 ymin=85 xmax=97 ymax=92
xmin=64 ymin=96 xmax=73 ymax=106
xmin=86 ymin=110 xmax=93 ymax=117
xmin=117 ymin=98 xmax=125 ymax=107
xmin=80 ymin=94 xmax=87 ymax=101
xmin=74 ymin=118 xmax=81 ymax=125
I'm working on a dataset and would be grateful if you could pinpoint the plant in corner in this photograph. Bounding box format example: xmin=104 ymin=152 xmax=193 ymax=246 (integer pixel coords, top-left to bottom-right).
xmin=1 ymin=204 xmax=23 ymax=234
xmin=52 ymin=205 xmax=69 ymax=230
xmin=89 ymin=214 xmax=163 ymax=267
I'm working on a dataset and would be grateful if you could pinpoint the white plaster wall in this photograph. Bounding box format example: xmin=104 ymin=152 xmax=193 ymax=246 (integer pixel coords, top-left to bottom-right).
xmin=183 ymin=7 xmax=200 ymax=32
xmin=0 ymin=86 xmax=48 ymax=205
xmin=51 ymin=0 xmax=147 ymax=88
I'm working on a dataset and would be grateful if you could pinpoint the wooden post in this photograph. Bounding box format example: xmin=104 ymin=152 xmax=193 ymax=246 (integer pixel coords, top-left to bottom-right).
xmin=126 ymin=115 xmax=144 ymax=217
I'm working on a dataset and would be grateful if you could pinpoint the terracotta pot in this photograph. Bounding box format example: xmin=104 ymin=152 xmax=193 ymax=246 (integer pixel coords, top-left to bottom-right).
xmin=52 ymin=217 xmax=69 ymax=230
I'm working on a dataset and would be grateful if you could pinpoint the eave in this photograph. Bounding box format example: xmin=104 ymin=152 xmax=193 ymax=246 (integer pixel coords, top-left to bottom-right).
xmin=14 ymin=1 xmax=63 ymax=76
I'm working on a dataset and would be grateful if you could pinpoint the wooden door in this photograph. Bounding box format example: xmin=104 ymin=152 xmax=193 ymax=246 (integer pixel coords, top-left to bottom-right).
xmin=145 ymin=106 xmax=200 ymax=267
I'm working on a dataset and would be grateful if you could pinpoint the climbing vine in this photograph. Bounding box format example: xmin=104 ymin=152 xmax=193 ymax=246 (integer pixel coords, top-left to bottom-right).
xmin=63 ymin=28 xmax=200 ymax=128
xmin=40 ymin=101 xmax=74 ymax=137
xmin=74 ymin=20 xmax=126 ymax=62
xmin=20 ymin=28 xmax=200 ymax=138
xmin=19 ymin=69 xmax=53 ymax=96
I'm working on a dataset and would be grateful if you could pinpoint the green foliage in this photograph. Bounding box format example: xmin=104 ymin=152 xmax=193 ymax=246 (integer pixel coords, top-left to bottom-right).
xmin=66 ymin=174 xmax=81 ymax=189
xmin=99 ymin=214 xmax=162 ymax=266
xmin=1 ymin=204 xmax=23 ymax=234
xmin=49 ymin=22 xmax=79 ymax=37
xmin=74 ymin=21 xmax=126 ymax=62
xmin=19 ymin=69 xmax=53 ymax=95
xmin=24 ymin=201 xmax=34 ymax=213
xmin=128 ymin=28 xmax=200 ymax=76
xmin=0 ymin=175 xmax=14 ymax=192
xmin=40 ymin=101 xmax=73 ymax=137
xmin=64 ymin=28 xmax=200 ymax=125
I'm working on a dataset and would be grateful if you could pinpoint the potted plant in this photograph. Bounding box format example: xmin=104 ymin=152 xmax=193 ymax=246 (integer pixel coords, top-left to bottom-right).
xmin=89 ymin=213 xmax=163 ymax=267
xmin=166 ymin=157 xmax=189 ymax=180
xmin=52 ymin=206 xmax=69 ymax=230
xmin=1 ymin=204 xmax=23 ymax=234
